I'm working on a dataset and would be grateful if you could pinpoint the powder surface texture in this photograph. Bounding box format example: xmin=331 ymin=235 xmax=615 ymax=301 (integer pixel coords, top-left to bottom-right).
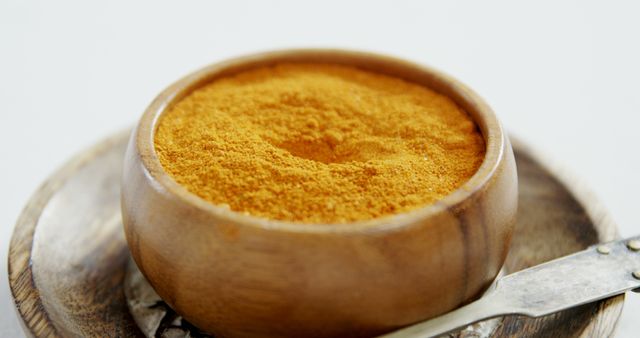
xmin=154 ymin=63 xmax=485 ymax=224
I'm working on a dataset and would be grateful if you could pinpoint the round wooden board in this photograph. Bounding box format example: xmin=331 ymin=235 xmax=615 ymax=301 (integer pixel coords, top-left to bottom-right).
xmin=8 ymin=131 xmax=624 ymax=338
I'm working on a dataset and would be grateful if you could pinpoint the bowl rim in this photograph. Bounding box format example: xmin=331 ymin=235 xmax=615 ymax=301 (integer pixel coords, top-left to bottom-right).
xmin=134 ymin=48 xmax=505 ymax=234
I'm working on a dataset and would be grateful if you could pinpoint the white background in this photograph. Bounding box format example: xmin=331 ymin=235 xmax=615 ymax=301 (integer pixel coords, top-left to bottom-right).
xmin=1 ymin=1 xmax=639 ymax=336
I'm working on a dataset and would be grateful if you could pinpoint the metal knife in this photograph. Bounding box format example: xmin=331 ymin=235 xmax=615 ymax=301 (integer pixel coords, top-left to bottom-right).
xmin=381 ymin=235 xmax=640 ymax=338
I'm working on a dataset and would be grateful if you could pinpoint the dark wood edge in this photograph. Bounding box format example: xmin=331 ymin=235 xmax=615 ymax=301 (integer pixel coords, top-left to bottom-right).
xmin=507 ymin=136 xmax=624 ymax=338
xmin=7 ymin=131 xmax=131 ymax=338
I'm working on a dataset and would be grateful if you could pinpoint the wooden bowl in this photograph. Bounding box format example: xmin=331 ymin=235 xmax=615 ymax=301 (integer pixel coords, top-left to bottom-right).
xmin=121 ymin=49 xmax=518 ymax=338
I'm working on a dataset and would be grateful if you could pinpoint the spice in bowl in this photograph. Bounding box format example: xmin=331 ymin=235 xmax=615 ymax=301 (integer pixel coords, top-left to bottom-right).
xmin=154 ymin=63 xmax=485 ymax=224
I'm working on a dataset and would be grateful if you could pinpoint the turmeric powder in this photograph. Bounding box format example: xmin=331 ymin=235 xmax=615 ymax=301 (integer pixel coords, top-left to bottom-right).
xmin=154 ymin=63 xmax=485 ymax=224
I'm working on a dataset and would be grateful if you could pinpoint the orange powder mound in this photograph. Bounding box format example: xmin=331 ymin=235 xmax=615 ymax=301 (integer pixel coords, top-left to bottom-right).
xmin=154 ymin=63 xmax=485 ymax=224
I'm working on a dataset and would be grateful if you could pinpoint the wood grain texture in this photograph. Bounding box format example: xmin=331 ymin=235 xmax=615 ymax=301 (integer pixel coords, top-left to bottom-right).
xmin=8 ymin=131 xmax=623 ymax=338
xmin=8 ymin=132 xmax=143 ymax=338
xmin=486 ymin=139 xmax=625 ymax=338
xmin=122 ymin=49 xmax=518 ymax=337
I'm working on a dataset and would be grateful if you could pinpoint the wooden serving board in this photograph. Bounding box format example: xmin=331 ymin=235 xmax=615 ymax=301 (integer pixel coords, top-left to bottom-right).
xmin=8 ymin=131 xmax=624 ymax=338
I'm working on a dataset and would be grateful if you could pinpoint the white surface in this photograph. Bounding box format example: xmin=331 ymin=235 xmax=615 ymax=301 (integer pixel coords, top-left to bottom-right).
xmin=1 ymin=1 xmax=639 ymax=337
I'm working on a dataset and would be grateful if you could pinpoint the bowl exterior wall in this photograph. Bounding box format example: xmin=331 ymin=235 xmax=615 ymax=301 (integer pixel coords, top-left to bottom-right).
xmin=122 ymin=133 xmax=516 ymax=337
xmin=121 ymin=49 xmax=518 ymax=338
